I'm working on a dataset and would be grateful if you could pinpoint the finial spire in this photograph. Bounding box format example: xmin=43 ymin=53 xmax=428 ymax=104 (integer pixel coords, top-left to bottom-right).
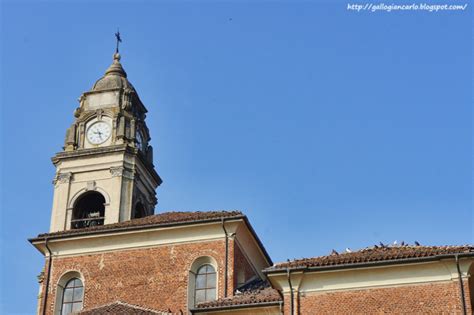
xmin=115 ymin=29 xmax=122 ymax=54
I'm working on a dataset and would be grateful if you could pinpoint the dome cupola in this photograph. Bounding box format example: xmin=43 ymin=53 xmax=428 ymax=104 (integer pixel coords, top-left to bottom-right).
xmin=91 ymin=53 xmax=135 ymax=92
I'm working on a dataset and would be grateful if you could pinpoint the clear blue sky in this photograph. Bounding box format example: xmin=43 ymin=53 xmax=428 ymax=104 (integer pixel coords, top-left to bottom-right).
xmin=1 ymin=0 xmax=471 ymax=313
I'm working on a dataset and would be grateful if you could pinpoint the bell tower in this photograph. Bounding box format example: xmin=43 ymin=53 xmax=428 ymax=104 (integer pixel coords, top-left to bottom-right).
xmin=49 ymin=45 xmax=162 ymax=232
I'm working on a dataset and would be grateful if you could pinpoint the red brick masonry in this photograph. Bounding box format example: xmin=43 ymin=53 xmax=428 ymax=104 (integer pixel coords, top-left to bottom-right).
xmin=42 ymin=240 xmax=229 ymax=315
xmin=297 ymin=281 xmax=471 ymax=315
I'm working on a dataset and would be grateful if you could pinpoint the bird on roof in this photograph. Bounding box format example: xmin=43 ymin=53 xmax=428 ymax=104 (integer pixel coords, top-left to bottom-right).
xmin=393 ymin=240 xmax=398 ymax=246
xmin=401 ymin=241 xmax=406 ymax=246
xmin=331 ymin=249 xmax=339 ymax=255
xmin=415 ymin=241 xmax=420 ymax=246
xmin=379 ymin=241 xmax=386 ymax=248
xmin=345 ymin=248 xmax=352 ymax=253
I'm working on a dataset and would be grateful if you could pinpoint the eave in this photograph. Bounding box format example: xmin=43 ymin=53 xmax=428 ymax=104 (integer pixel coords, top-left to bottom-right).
xmin=264 ymin=252 xmax=474 ymax=275
xmin=190 ymin=301 xmax=282 ymax=314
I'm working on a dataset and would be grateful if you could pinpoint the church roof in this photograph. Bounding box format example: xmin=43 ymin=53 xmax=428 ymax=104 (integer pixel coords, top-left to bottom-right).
xmin=264 ymin=244 xmax=474 ymax=273
xmin=192 ymin=278 xmax=282 ymax=312
xmin=34 ymin=211 xmax=244 ymax=239
xmin=77 ymin=301 xmax=169 ymax=314
xmin=30 ymin=210 xmax=274 ymax=265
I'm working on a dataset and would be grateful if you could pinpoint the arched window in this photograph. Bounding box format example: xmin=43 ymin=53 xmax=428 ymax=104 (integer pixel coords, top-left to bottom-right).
xmin=133 ymin=202 xmax=146 ymax=219
xmin=194 ymin=264 xmax=216 ymax=305
xmin=60 ymin=278 xmax=83 ymax=314
xmin=72 ymin=191 xmax=105 ymax=229
xmin=188 ymin=256 xmax=218 ymax=308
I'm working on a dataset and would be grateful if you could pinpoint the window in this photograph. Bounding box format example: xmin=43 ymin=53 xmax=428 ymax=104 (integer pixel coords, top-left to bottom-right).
xmin=194 ymin=264 xmax=216 ymax=304
xmin=72 ymin=191 xmax=105 ymax=229
xmin=60 ymin=278 xmax=83 ymax=315
xmin=188 ymin=256 xmax=218 ymax=309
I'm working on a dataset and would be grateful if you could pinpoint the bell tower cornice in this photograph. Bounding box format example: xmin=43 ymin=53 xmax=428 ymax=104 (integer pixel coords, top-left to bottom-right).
xmin=51 ymin=144 xmax=162 ymax=186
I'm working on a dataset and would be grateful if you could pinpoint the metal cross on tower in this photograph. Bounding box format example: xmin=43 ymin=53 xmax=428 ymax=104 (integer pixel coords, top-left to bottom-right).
xmin=115 ymin=29 xmax=122 ymax=53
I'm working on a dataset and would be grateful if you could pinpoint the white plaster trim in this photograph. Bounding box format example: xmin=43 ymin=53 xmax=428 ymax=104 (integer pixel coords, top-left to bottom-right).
xmin=46 ymin=236 xmax=226 ymax=259
xmin=298 ymin=279 xmax=459 ymax=295
xmin=33 ymin=222 xmax=230 ymax=257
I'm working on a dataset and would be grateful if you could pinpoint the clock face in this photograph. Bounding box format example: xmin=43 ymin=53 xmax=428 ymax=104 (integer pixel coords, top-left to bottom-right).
xmin=86 ymin=121 xmax=111 ymax=145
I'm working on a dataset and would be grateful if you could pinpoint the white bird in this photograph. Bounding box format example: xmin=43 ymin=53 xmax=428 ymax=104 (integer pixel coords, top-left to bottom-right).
xmin=393 ymin=240 xmax=398 ymax=246
xmin=345 ymin=248 xmax=352 ymax=253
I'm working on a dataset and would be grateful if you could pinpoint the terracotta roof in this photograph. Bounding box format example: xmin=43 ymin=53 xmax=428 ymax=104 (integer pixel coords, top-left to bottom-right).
xmin=77 ymin=301 xmax=169 ymax=314
xmin=265 ymin=244 xmax=474 ymax=272
xmin=33 ymin=211 xmax=243 ymax=239
xmin=194 ymin=278 xmax=282 ymax=311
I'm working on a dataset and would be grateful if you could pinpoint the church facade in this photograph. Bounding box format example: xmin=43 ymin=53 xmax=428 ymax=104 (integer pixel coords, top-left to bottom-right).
xmin=30 ymin=49 xmax=474 ymax=315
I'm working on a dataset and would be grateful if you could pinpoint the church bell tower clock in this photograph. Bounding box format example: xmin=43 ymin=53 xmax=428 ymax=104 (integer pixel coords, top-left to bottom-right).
xmin=49 ymin=38 xmax=162 ymax=232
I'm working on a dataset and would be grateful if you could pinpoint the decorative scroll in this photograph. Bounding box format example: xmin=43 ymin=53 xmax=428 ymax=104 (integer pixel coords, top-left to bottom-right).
xmin=122 ymin=88 xmax=133 ymax=111
xmin=110 ymin=166 xmax=134 ymax=179
xmin=110 ymin=166 xmax=125 ymax=177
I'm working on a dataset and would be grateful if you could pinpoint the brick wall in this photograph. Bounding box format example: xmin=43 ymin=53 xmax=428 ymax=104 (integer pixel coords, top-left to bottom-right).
xmin=297 ymin=281 xmax=472 ymax=315
xmin=40 ymin=239 xmax=232 ymax=314
xmin=233 ymin=241 xmax=257 ymax=289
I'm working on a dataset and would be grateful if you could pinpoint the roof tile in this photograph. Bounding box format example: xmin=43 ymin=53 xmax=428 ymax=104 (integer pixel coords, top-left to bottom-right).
xmin=34 ymin=211 xmax=243 ymax=239
xmin=195 ymin=278 xmax=282 ymax=310
xmin=265 ymin=245 xmax=474 ymax=272
xmin=77 ymin=301 xmax=169 ymax=314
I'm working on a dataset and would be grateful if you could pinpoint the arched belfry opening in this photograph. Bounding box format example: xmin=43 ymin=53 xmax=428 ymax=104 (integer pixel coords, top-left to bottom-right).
xmin=133 ymin=202 xmax=146 ymax=219
xmin=71 ymin=191 xmax=105 ymax=229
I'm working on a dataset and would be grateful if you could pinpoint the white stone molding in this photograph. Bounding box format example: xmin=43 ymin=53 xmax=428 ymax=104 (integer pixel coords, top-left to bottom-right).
xmin=96 ymin=109 xmax=104 ymax=121
xmin=86 ymin=181 xmax=96 ymax=191
xmin=55 ymin=172 xmax=73 ymax=185
xmin=110 ymin=166 xmax=134 ymax=179
xmin=110 ymin=166 xmax=124 ymax=177
xmin=68 ymin=187 xmax=111 ymax=209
